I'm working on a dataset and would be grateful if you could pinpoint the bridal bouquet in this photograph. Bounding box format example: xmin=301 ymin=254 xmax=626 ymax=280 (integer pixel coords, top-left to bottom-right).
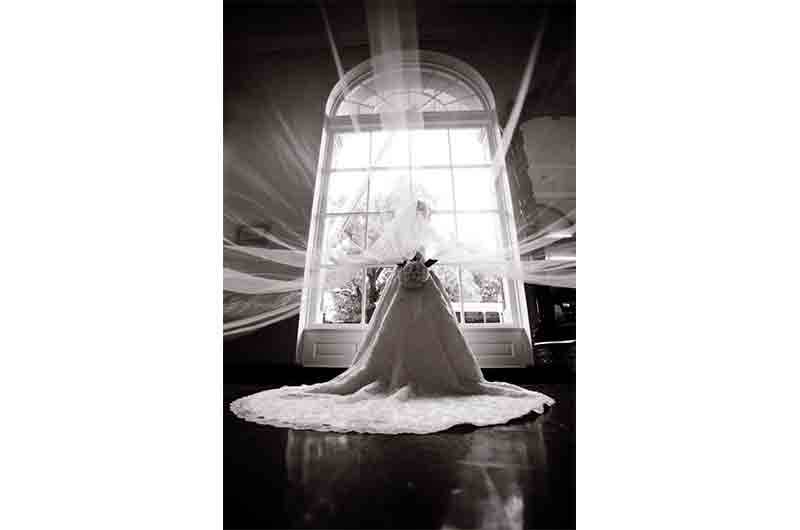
xmin=400 ymin=260 xmax=430 ymax=289
xmin=398 ymin=252 xmax=437 ymax=290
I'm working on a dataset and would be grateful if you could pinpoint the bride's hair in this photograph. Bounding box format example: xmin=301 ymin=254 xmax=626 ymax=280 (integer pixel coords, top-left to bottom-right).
xmin=416 ymin=200 xmax=432 ymax=220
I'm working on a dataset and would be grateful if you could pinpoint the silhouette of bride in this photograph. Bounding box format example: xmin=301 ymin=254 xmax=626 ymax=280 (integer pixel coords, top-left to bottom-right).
xmin=231 ymin=199 xmax=554 ymax=434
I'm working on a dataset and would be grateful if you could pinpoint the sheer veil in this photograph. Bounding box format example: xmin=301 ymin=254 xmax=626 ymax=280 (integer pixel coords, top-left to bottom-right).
xmin=224 ymin=182 xmax=575 ymax=336
xmin=223 ymin=3 xmax=574 ymax=337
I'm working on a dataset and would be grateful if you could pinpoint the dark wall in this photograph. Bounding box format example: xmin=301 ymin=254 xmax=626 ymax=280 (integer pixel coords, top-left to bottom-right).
xmin=225 ymin=314 xmax=301 ymax=366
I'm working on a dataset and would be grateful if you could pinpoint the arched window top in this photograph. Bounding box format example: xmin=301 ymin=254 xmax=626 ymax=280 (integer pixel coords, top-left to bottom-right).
xmin=326 ymin=51 xmax=496 ymax=117
xmin=299 ymin=50 xmax=533 ymax=367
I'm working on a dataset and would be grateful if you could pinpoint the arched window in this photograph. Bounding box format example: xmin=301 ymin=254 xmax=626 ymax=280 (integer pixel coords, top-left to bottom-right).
xmin=298 ymin=51 xmax=533 ymax=367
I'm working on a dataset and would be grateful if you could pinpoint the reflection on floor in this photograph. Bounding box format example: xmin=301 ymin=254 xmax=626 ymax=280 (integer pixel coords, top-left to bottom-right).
xmin=224 ymin=382 xmax=575 ymax=529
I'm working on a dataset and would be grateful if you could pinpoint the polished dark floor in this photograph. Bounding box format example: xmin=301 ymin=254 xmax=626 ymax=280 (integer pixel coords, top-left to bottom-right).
xmin=224 ymin=381 xmax=575 ymax=529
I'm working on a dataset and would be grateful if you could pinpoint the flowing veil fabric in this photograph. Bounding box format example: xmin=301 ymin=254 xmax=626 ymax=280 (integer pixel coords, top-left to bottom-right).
xmin=224 ymin=17 xmax=575 ymax=428
xmin=230 ymin=266 xmax=554 ymax=434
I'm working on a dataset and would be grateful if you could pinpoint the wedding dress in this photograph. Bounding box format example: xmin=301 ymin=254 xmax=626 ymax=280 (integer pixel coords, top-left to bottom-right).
xmin=230 ymin=261 xmax=554 ymax=434
xmin=231 ymin=196 xmax=554 ymax=434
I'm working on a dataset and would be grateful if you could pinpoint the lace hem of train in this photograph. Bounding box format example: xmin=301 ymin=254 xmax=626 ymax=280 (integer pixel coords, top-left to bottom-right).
xmin=229 ymin=382 xmax=554 ymax=434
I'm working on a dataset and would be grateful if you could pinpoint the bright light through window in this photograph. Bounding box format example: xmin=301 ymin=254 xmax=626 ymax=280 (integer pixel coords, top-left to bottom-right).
xmin=306 ymin=54 xmax=525 ymax=328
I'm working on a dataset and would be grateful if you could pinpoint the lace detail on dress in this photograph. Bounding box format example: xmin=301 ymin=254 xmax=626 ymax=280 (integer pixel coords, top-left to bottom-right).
xmin=229 ymin=271 xmax=555 ymax=434
xmin=230 ymin=382 xmax=553 ymax=434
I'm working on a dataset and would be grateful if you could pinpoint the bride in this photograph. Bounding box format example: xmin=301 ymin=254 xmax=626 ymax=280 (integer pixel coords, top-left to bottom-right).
xmin=230 ymin=198 xmax=554 ymax=434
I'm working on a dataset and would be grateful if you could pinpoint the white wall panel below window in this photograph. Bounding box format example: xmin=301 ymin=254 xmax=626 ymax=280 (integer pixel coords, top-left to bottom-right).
xmin=299 ymin=328 xmax=532 ymax=368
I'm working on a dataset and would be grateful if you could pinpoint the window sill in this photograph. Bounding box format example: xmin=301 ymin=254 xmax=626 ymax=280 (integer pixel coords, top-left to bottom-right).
xmin=298 ymin=326 xmax=533 ymax=368
xmin=304 ymin=322 xmax=519 ymax=330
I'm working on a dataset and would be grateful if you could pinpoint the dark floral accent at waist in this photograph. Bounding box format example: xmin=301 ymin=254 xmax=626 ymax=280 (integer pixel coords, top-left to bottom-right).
xmin=397 ymin=251 xmax=437 ymax=270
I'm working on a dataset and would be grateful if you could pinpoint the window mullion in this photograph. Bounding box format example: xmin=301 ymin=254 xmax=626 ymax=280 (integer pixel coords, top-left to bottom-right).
xmin=313 ymin=127 xmax=339 ymax=325
xmin=361 ymin=269 xmax=368 ymax=325
xmin=456 ymin=266 xmax=464 ymax=324
xmin=486 ymin=123 xmax=512 ymax=253
xmin=328 ymin=163 xmax=491 ymax=172
xmin=445 ymin=127 xmax=466 ymax=325
xmin=361 ymin=132 xmax=373 ymax=324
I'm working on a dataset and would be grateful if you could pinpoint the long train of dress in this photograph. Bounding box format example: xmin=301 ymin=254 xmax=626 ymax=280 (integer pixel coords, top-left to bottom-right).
xmin=230 ymin=271 xmax=554 ymax=434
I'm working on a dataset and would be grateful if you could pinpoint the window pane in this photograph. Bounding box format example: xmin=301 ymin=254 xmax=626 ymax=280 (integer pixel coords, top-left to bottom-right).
xmin=364 ymin=212 xmax=395 ymax=250
xmin=461 ymin=267 xmax=507 ymax=324
xmin=410 ymin=129 xmax=450 ymax=167
xmin=378 ymin=91 xmax=409 ymax=113
xmin=369 ymin=169 xmax=410 ymax=211
xmin=429 ymin=264 xmax=461 ymax=322
xmin=417 ymin=89 xmax=457 ymax=112
xmin=335 ymin=101 xmax=358 ymax=116
xmin=322 ymin=215 xmax=365 ymax=263
xmin=343 ymin=82 xmax=378 ymax=111
xmin=463 ymin=311 xmax=485 ymax=323
xmin=428 ymin=213 xmax=457 ymax=250
xmin=408 ymin=91 xmax=431 ymax=111
xmin=449 ymin=96 xmax=483 ymax=112
xmin=365 ymin=266 xmax=396 ymax=323
xmin=371 ymin=130 xmax=409 ymax=167
xmin=320 ymin=268 xmax=364 ymax=324
xmin=456 ymin=212 xmax=505 ymax=256
xmin=450 ymin=128 xmax=490 ymax=165
xmin=331 ymin=132 xmax=369 ymax=169
xmin=437 ymin=92 xmax=457 ymax=108
xmin=360 ymin=95 xmax=379 ymax=112
xmin=335 ymin=70 xmax=486 ymax=116
xmin=453 ymin=167 xmax=499 ymax=210
xmin=326 ymin=171 xmax=368 ymax=213
xmin=413 ymin=169 xmax=453 ymax=211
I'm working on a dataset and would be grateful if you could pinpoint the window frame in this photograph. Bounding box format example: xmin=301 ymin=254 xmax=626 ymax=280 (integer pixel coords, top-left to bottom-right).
xmin=297 ymin=52 xmax=532 ymax=364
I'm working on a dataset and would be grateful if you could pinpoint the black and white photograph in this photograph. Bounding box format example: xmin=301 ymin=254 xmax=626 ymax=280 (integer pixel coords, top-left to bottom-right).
xmin=223 ymin=1 xmax=575 ymax=528
xmin=5 ymin=1 xmax=800 ymax=529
